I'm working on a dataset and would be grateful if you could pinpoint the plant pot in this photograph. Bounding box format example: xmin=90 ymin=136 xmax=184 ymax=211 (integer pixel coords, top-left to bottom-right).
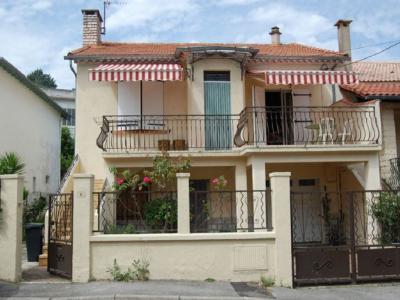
xmin=158 ymin=140 xmax=170 ymax=151
xmin=173 ymin=139 xmax=186 ymax=150
xmin=25 ymin=223 xmax=43 ymax=262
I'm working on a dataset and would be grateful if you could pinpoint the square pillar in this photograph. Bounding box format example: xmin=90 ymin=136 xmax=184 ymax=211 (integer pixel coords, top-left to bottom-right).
xmin=0 ymin=175 xmax=24 ymax=282
xmin=235 ymin=162 xmax=248 ymax=231
xmin=270 ymin=172 xmax=292 ymax=287
xmin=72 ymin=174 xmax=94 ymax=282
xmin=177 ymin=173 xmax=190 ymax=234
xmin=251 ymin=158 xmax=266 ymax=230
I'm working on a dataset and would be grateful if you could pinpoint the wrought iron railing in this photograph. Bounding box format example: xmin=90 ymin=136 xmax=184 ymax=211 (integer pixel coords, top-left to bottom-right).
xmin=94 ymin=190 xmax=177 ymax=234
xmin=96 ymin=106 xmax=380 ymax=151
xmin=56 ymin=154 xmax=79 ymax=194
xmin=236 ymin=106 xmax=380 ymax=147
xmin=190 ymin=190 xmax=271 ymax=233
xmin=388 ymin=158 xmax=400 ymax=189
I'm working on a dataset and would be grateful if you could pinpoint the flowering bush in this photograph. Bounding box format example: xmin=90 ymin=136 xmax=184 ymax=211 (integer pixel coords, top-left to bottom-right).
xmin=110 ymin=168 xmax=151 ymax=193
xmin=211 ymin=175 xmax=228 ymax=191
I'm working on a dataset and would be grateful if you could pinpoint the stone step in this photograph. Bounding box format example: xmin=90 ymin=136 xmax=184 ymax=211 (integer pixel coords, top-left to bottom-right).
xmin=38 ymin=253 xmax=47 ymax=267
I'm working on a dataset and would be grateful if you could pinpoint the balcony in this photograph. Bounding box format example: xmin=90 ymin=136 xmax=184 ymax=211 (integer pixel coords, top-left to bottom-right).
xmin=96 ymin=106 xmax=380 ymax=153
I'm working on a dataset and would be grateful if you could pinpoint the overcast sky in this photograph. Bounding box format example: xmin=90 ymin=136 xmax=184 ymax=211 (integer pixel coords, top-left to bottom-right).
xmin=1 ymin=0 xmax=399 ymax=89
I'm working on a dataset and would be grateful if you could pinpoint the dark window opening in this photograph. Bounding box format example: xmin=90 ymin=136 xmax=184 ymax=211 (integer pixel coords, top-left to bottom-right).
xmin=204 ymin=71 xmax=230 ymax=82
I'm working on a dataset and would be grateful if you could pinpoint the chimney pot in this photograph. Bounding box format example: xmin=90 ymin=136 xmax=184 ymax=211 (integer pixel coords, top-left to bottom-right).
xmin=82 ymin=9 xmax=103 ymax=46
xmin=269 ymin=26 xmax=282 ymax=45
xmin=335 ymin=19 xmax=352 ymax=57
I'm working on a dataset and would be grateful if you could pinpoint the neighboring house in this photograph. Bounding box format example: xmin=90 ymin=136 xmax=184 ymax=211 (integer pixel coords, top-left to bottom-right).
xmin=340 ymin=62 xmax=400 ymax=186
xmin=53 ymin=10 xmax=389 ymax=283
xmin=42 ymin=88 xmax=76 ymax=137
xmin=0 ymin=57 xmax=65 ymax=199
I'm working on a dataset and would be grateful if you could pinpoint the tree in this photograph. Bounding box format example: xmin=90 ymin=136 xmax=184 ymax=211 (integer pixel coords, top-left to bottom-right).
xmin=61 ymin=127 xmax=74 ymax=177
xmin=0 ymin=152 xmax=25 ymax=175
xmin=27 ymin=68 xmax=57 ymax=88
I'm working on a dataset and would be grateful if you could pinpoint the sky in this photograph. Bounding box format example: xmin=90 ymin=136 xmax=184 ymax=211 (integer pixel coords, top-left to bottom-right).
xmin=0 ymin=0 xmax=399 ymax=89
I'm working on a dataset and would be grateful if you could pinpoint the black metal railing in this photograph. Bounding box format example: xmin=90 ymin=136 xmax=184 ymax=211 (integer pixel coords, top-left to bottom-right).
xmin=96 ymin=106 xmax=380 ymax=151
xmin=235 ymin=106 xmax=380 ymax=147
xmin=56 ymin=154 xmax=79 ymax=194
xmin=94 ymin=190 xmax=177 ymax=234
xmin=190 ymin=190 xmax=271 ymax=233
xmin=388 ymin=158 xmax=400 ymax=189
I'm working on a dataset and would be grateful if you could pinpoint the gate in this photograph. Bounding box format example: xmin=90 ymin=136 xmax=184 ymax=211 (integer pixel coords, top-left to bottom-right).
xmin=291 ymin=190 xmax=400 ymax=286
xmin=48 ymin=193 xmax=73 ymax=279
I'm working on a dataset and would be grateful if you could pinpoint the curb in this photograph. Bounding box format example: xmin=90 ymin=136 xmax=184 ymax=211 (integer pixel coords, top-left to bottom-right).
xmin=1 ymin=296 xmax=269 ymax=300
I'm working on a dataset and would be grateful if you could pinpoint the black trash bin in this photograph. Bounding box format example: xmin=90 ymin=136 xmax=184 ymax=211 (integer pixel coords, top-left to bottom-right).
xmin=25 ymin=223 xmax=43 ymax=262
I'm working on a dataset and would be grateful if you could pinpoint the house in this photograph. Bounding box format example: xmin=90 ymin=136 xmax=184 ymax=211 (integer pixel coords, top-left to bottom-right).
xmin=0 ymin=57 xmax=66 ymax=199
xmin=340 ymin=62 xmax=400 ymax=187
xmin=42 ymin=88 xmax=76 ymax=137
xmin=53 ymin=10 xmax=389 ymax=284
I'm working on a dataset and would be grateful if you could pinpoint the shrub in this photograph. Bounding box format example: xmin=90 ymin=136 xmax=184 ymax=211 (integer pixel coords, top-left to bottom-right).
xmin=144 ymin=197 xmax=177 ymax=232
xmin=107 ymin=258 xmax=150 ymax=281
xmin=0 ymin=152 xmax=25 ymax=175
xmin=24 ymin=196 xmax=47 ymax=224
xmin=260 ymin=275 xmax=275 ymax=288
xmin=371 ymin=192 xmax=400 ymax=244
xmin=104 ymin=224 xmax=136 ymax=234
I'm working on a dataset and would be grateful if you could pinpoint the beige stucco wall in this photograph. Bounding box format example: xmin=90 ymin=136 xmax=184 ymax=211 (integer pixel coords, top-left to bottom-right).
xmin=379 ymin=102 xmax=400 ymax=179
xmin=0 ymin=68 xmax=61 ymax=196
xmin=90 ymin=234 xmax=275 ymax=281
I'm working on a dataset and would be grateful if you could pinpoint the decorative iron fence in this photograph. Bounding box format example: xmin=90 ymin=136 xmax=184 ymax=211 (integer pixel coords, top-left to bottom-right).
xmin=93 ymin=191 xmax=177 ymax=234
xmin=190 ymin=190 xmax=271 ymax=233
xmin=96 ymin=114 xmax=240 ymax=151
xmin=291 ymin=189 xmax=400 ymax=285
xmin=235 ymin=106 xmax=380 ymax=147
xmin=388 ymin=158 xmax=400 ymax=189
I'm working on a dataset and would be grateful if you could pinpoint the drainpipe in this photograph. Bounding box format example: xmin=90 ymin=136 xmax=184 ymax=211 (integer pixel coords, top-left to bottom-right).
xmin=69 ymin=60 xmax=77 ymax=78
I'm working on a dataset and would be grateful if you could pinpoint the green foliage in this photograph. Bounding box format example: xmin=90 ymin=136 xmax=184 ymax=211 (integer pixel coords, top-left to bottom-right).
xmin=371 ymin=192 xmax=400 ymax=244
xmin=104 ymin=224 xmax=136 ymax=234
xmin=61 ymin=127 xmax=74 ymax=177
xmin=107 ymin=258 xmax=150 ymax=281
xmin=205 ymin=278 xmax=216 ymax=282
xmin=110 ymin=168 xmax=143 ymax=192
xmin=0 ymin=152 xmax=25 ymax=175
xmin=144 ymin=197 xmax=177 ymax=232
xmin=24 ymin=196 xmax=47 ymax=224
xmin=27 ymin=68 xmax=57 ymax=88
xmin=144 ymin=152 xmax=190 ymax=190
xmin=260 ymin=275 xmax=275 ymax=288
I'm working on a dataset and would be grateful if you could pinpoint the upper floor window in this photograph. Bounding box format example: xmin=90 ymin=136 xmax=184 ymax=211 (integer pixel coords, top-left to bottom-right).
xmin=204 ymin=71 xmax=230 ymax=82
xmin=63 ymin=108 xmax=75 ymax=126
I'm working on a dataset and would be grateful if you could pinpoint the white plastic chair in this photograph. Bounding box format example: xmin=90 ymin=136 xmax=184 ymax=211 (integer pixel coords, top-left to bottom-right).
xmin=318 ymin=117 xmax=334 ymax=144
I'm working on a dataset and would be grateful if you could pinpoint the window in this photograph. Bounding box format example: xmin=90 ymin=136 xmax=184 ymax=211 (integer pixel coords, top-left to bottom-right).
xmin=62 ymin=108 xmax=75 ymax=126
xmin=117 ymin=81 xmax=164 ymax=129
xmin=204 ymin=71 xmax=230 ymax=82
xmin=45 ymin=175 xmax=50 ymax=184
xmin=298 ymin=179 xmax=317 ymax=187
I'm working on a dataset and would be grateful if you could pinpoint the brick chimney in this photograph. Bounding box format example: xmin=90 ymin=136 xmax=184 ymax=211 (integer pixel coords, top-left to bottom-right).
xmin=269 ymin=26 xmax=282 ymax=45
xmin=82 ymin=9 xmax=103 ymax=46
xmin=335 ymin=19 xmax=352 ymax=57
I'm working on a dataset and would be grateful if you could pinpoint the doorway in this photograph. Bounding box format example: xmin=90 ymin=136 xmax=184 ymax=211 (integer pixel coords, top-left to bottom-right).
xmin=265 ymin=91 xmax=293 ymax=145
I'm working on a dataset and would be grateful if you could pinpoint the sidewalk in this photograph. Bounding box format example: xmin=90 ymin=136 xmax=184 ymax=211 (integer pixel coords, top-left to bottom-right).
xmin=0 ymin=280 xmax=271 ymax=299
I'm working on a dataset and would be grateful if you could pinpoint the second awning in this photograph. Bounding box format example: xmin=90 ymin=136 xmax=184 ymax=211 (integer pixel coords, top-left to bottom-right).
xmin=89 ymin=63 xmax=183 ymax=81
xmin=249 ymin=70 xmax=358 ymax=85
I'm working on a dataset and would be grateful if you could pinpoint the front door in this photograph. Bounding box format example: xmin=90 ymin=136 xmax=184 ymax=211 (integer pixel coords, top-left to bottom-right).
xmin=204 ymin=71 xmax=231 ymax=150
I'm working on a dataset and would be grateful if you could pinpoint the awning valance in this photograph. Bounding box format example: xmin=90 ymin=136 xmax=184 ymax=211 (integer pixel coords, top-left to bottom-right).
xmin=249 ymin=70 xmax=358 ymax=85
xmin=89 ymin=63 xmax=183 ymax=81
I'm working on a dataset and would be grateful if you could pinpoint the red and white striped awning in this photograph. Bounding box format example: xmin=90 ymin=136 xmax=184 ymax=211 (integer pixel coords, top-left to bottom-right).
xmin=89 ymin=63 xmax=184 ymax=81
xmin=250 ymin=70 xmax=358 ymax=85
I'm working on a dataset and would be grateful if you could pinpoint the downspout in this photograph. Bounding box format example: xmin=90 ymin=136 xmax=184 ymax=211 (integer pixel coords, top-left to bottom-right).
xmin=69 ymin=60 xmax=77 ymax=78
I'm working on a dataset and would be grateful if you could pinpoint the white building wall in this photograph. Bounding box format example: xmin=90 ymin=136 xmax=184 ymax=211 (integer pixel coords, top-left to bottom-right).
xmin=0 ymin=67 xmax=62 ymax=198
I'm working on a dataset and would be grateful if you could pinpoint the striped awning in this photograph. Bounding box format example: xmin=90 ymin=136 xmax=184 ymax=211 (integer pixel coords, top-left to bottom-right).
xmin=250 ymin=70 xmax=358 ymax=85
xmin=89 ymin=63 xmax=183 ymax=81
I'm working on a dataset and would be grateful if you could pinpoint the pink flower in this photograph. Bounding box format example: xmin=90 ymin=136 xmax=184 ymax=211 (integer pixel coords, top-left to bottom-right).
xmin=115 ymin=178 xmax=124 ymax=185
xmin=143 ymin=176 xmax=152 ymax=184
xmin=211 ymin=178 xmax=219 ymax=184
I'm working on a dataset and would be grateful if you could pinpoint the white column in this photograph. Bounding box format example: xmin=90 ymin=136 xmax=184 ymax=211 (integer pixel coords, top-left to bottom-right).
xmin=177 ymin=173 xmax=190 ymax=234
xmin=72 ymin=174 xmax=94 ymax=282
xmin=235 ymin=161 xmax=248 ymax=231
xmin=0 ymin=175 xmax=24 ymax=282
xmin=251 ymin=158 xmax=266 ymax=230
xmin=270 ymin=172 xmax=292 ymax=287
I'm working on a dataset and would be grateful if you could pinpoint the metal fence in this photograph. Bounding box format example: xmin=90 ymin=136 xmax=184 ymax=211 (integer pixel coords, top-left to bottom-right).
xmin=190 ymin=190 xmax=271 ymax=233
xmin=93 ymin=190 xmax=177 ymax=234
xmin=388 ymin=158 xmax=400 ymax=189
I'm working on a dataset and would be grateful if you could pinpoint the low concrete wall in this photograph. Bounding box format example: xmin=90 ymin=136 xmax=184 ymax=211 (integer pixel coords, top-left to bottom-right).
xmin=90 ymin=233 xmax=275 ymax=282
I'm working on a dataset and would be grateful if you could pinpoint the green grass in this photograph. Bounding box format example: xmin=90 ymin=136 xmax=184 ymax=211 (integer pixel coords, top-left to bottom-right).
xmin=260 ymin=275 xmax=275 ymax=288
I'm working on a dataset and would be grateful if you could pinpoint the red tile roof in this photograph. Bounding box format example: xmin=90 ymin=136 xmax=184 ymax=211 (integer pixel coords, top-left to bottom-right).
xmin=352 ymin=62 xmax=400 ymax=82
xmin=341 ymin=82 xmax=400 ymax=97
xmin=67 ymin=42 xmax=346 ymax=59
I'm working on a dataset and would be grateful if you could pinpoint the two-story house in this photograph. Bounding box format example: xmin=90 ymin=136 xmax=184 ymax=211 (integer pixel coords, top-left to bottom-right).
xmin=63 ymin=10 xmax=382 ymax=234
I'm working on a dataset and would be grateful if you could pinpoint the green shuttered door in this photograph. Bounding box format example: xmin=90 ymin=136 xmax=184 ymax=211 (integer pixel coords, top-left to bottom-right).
xmin=204 ymin=81 xmax=231 ymax=150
